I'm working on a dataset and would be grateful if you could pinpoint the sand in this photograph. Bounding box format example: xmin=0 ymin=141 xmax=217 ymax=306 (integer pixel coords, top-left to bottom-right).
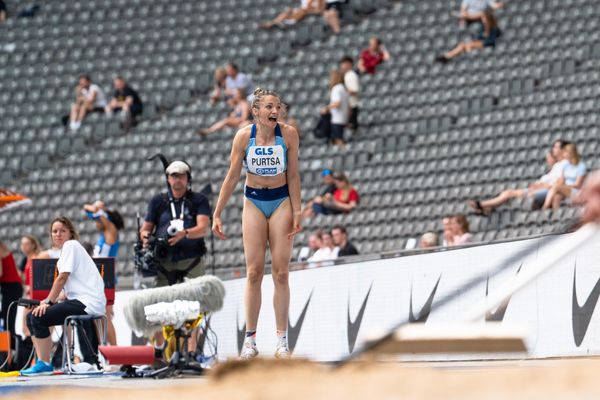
xmin=7 ymin=358 xmax=600 ymax=399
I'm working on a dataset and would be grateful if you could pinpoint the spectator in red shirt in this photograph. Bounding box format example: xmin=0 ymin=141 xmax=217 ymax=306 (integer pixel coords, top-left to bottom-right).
xmin=358 ymin=36 xmax=390 ymax=75
xmin=312 ymin=172 xmax=359 ymax=215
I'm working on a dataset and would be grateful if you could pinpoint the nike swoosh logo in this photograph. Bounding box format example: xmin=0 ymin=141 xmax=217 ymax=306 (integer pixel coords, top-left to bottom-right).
xmin=572 ymin=262 xmax=600 ymax=347
xmin=236 ymin=308 xmax=246 ymax=355
xmin=347 ymin=282 xmax=373 ymax=353
xmin=288 ymin=289 xmax=313 ymax=353
xmin=409 ymin=275 xmax=441 ymax=323
xmin=485 ymin=264 xmax=522 ymax=322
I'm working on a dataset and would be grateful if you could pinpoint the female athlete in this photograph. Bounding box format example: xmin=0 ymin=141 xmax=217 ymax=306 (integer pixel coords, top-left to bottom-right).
xmin=212 ymin=88 xmax=301 ymax=359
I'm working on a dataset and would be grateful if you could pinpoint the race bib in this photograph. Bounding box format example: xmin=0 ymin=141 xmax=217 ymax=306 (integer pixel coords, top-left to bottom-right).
xmin=246 ymin=145 xmax=286 ymax=176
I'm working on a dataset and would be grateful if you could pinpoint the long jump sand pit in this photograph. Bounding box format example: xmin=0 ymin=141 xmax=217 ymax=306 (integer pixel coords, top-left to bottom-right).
xmin=7 ymin=358 xmax=600 ymax=399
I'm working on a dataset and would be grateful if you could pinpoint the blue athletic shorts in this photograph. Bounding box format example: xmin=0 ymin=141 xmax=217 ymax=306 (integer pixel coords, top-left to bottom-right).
xmin=245 ymin=184 xmax=289 ymax=218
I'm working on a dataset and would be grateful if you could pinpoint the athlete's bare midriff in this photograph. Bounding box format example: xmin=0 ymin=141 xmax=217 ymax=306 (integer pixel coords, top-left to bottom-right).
xmin=245 ymin=173 xmax=288 ymax=189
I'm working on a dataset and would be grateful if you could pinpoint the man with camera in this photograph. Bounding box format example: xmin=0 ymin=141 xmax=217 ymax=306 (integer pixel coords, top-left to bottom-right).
xmin=140 ymin=161 xmax=211 ymax=287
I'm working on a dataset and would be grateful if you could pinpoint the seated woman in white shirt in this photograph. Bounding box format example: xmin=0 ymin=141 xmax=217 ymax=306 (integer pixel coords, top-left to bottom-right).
xmin=468 ymin=150 xmax=565 ymax=215
xmin=543 ymin=143 xmax=587 ymax=210
xmin=260 ymin=0 xmax=323 ymax=29
xmin=22 ymin=216 xmax=106 ymax=375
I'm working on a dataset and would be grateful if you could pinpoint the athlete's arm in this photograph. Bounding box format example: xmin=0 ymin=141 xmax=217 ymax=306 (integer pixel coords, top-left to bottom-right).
xmin=212 ymin=129 xmax=247 ymax=240
xmin=284 ymin=124 xmax=302 ymax=239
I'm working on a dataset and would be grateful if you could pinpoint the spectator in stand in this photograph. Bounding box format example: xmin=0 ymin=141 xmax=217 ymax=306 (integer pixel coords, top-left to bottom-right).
xmin=105 ymin=76 xmax=143 ymax=123
xmin=0 ymin=1 xmax=6 ymax=22
xmin=468 ymin=143 xmax=569 ymax=215
xmin=323 ymin=0 xmax=344 ymax=34
xmin=0 ymin=241 xmax=24 ymax=351
xmin=225 ymin=63 xmax=254 ymax=100
xmin=302 ymin=169 xmax=336 ymax=217
xmin=435 ymin=9 xmax=501 ymax=64
xmin=358 ymin=37 xmax=391 ymax=75
xmin=543 ymin=143 xmax=587 ymax=210
xmin=19 ymin=235 xmax=41 ymax=294
xmin=260 ymin=0 xmax=323 ymax=29
xmin=280 ymin=103 xmax=301 ymax=138
xmin=419 ymin=232 xmax=439 ymax=249
xmin=209 ymin=67 xmax=228 ymax=105
xmin=459 ymin=0 xmax=504 ymax=36
xmin=442 ymin=216 xmax=454 ymax=246
xmin=297 ymin=231 xmax=323 ymax=261
xmin=451 ymin=214 xmax=474 ymax=245
xmin=321 ymin=69 xmax=349 ymax=146
xmin=312 ymin=172 xmax=359 ymax=215
xmin=197 ymin=88 xmax=252 ymax=136
xmin=308 ymin=230 xmax=339 ymax=262
xmin=332 ymin=225 xmax=359 ymax=256
xmin=68 ymin=74 xmax=107 ymax=131
xmin=340 ymin=56 xmax=360 ymax=131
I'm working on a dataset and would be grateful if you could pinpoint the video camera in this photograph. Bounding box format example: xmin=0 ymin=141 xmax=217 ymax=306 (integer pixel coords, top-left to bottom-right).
xmin=134 ymin=235 xmax=172 ymax=278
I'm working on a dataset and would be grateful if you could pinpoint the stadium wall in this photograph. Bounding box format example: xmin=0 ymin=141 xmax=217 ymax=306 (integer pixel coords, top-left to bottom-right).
xmin=112 ymin=231 xmax=600 ymax=361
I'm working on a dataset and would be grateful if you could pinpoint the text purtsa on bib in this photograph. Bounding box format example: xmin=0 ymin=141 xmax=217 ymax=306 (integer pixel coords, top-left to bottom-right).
xmin=247 ymin=145 xmax=286 ymax=176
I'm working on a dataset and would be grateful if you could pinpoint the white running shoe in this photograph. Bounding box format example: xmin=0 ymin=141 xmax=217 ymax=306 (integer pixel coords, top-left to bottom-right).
xmin=240 ymin=339 xmax=259 ymax=360
xmin=275 ymin=342 xmax=290 ymax=359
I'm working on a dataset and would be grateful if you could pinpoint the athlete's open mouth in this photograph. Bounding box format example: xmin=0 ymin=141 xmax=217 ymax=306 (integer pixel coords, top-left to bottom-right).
xmin=268 ymin=116 xmax=277 ymax=122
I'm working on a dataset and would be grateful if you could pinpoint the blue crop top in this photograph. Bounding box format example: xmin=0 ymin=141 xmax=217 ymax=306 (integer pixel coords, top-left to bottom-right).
xmin=244 ymin=124 xmax=287 ymax=177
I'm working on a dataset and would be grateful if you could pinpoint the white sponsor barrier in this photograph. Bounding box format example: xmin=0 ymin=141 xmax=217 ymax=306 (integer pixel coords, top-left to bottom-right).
xmin=112 ymin=230 xmax=600 ymax=361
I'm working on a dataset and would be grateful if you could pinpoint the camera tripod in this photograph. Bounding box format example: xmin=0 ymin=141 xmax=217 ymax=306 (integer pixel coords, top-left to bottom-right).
xmin=146 ymin=317 xmax=205 ymax=379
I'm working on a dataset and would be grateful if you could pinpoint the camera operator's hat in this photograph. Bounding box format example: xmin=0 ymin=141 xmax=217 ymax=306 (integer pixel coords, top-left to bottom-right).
xmin=166 ymin=161 xmax=190 ymax=175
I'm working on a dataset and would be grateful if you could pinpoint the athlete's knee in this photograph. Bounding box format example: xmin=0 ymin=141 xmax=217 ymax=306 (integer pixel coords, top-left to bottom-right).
xmin=246 ymin=267 xmax=264 ymax=284
xmin=272 ymin=268 xmax=289 ymax=286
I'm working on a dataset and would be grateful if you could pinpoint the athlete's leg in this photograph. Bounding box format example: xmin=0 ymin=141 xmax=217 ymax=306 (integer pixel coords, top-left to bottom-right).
xmin=242 ymin=198 xmax=269 ymax=332
xmin=267 ymin=200 xmax=294 ymax=332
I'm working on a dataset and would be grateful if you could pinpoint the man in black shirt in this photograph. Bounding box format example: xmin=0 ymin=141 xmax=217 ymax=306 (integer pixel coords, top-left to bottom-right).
xmin=331 ymin=225 xmax=359 ymax=257
xmin=105 ymin=76 xmax=143 ymax=117
xmin=140 ymin=161 xmax=211 ymax=287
